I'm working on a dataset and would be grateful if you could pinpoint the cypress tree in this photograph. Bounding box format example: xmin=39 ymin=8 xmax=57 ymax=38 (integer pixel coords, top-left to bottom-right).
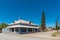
xmin=55 ymin=16 xmax=58 ymax=32
xmin=41 ymin=11 xmax=46 ymax=31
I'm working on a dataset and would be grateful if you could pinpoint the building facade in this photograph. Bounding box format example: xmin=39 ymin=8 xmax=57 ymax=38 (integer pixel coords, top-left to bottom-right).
xmin=2 ymin=19 xmax=40 ymax=34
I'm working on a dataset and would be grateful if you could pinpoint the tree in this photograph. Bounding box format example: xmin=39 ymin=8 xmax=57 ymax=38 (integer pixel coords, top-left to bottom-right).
xmin=0 ymin=23 xmax=8 ymax=33
xmin=55 ymin=16 xmax=58 ymax=32
xmin=41 ymin=11 xmax=46 ymax=31
xmin=1 ymin=23 xmax=8 ymax=28
xmin=58 ymin=22 xmax=60 ymax=29
xmin=0 ymin=24 xmax=2 ymax=30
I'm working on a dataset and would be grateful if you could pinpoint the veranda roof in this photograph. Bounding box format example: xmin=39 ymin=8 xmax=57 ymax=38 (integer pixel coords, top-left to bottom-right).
xmin=8 ymin=25 xmax=39 ymax=28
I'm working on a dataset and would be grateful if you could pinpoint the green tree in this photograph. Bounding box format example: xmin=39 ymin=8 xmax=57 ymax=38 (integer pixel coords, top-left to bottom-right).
xmin=0 ymin=23 xmax=8 ymax=32
xmin=58 ymin=23 xmax=60 ymax=29
xmin=1 ymin=23 xmax=8 ymax=28
xmin=55 ymin=16 xmax=58 ymax=32
xmin=0 ymin=23 xmax=8 ymax=30
xmin=41 ymin=11 xmax=46 ymax=31
xmin=0 ymin=24 xmax=2 ymax=30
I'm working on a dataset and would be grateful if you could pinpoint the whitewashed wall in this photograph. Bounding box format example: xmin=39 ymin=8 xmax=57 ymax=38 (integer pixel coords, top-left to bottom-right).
xmin=2 ymin=27 xmax=10 ymax=33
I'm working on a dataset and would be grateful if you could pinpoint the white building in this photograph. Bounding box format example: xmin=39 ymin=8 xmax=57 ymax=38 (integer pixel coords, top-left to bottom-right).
xmin=2 ymin=19 xmax=40 ymax=34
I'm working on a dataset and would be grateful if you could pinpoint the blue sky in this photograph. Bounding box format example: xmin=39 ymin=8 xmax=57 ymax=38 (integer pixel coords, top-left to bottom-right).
xmin=0 ymin=0 xmax=60 ymax=27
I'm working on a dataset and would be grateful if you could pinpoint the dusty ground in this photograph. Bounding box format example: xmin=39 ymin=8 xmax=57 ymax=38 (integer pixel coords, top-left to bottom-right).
xmin=0 ymin=31 xmax=60 ymax=40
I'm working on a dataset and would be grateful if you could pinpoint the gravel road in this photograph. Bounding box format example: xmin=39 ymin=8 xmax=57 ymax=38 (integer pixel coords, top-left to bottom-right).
xmin=0 ymin=33 xmax=60 ymax=40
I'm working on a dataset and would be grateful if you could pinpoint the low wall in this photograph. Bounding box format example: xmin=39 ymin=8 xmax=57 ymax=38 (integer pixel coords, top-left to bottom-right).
xmin=2 ymin=28 xmax=10 ymax=33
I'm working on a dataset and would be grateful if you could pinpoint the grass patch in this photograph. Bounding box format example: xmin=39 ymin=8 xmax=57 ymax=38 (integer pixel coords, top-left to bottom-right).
xmin=51 ymin=32 xmax=60 ymax=37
